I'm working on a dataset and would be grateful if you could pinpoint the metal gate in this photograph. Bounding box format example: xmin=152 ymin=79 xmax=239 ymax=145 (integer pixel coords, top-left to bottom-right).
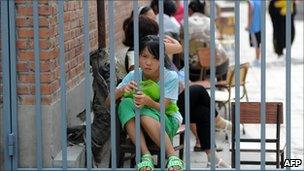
xmin=1 ymin=0 xmax=18 ymax=170
xmin=1 ymin=0 xmax=300 ymax=170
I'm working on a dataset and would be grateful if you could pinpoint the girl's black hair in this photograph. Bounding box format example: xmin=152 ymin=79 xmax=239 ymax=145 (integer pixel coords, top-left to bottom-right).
xmin=139 ymin=6 xmax=153 ymax=15
xmin=122 ymin=16 xmax=159 ymax=47
xmin=189 ymin=0 xmax=205 ymax=14
xmin=139 ymin=35 xmax=176 ymax=71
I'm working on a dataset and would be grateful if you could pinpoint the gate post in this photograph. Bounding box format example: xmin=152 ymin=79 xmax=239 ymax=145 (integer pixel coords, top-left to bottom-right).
xmin=1 ymin=1 xmax=13 ymax=170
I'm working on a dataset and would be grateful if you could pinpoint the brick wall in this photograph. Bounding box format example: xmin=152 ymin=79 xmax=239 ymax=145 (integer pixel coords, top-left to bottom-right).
xmin=2 ymin=0 xmax=150 ymax=105
xmin=15 ymin=0 xmax=98 ymax=105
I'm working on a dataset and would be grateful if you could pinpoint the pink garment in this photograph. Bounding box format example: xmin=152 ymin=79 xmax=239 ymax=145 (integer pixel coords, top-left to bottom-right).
xmin=174 ymin=2 xmax=184 ymax=24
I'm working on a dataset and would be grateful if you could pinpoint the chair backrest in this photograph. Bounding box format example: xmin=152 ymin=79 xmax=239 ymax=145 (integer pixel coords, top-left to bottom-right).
xmin=231 ymin=102 xmax=283 ymax=124
xmin=226 ymin=62 xmax=250 ymax=87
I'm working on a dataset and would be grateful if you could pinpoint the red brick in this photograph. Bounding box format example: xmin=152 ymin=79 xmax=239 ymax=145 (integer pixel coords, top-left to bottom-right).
xmin=41 ymin=72 xmax=54 ymax=83
xmin=39 ymin=40 xmax=50 ymax=49
xmin=39 ymin=0 xmax=49 ymax=5
xmin=19 ymin=95 xmax=35 ymax=105
xmin=39 ymin=6 xmax=51 ymax=16
xmin=18 ymin=51 xmax=34 ymax=61
xmin=16 ymin=17 xmax=33 ymax=27
xmin=17 ymin=84 xmax=30 ymax=95
xmin=18 ymin=28 xmax=34 ymax=38
xmin=42 ymin=95 xmax=52 ymax=104
xmin=40 ymin=49 xmax=58 ymax=60
xmin=17 ymin=63 xmax=29 ymax=72
xmin=17 ymin=7 xmax=33 ymax=16
xmin=40 ymin=84 xmax=52 ymax=95
xmin=15 ymin=0 xmax=30 ymax=4
xmin=39 ymin=28 xmax=51 ymax=39
xmin=39 ymin=17 xmax=49 ymax=27
xmin=18 ymin=74 xmax=35 ymax=84
xmin=16 ymin=40 xmax=30 ymax=49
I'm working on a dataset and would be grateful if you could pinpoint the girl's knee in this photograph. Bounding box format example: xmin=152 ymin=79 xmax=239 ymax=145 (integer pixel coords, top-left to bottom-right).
xmin=140 ymin=115 xmax=155 ymax=124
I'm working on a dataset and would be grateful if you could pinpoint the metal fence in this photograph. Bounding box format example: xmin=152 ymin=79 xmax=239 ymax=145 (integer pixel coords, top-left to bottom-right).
xmin=1 ymin=0 xmax=297 ymax=170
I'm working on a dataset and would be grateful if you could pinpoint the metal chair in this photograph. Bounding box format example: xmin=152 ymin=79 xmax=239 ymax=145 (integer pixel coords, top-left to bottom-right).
xmin=213 ymin=62 xmax=250 ymax=118
xmin=231 ymin=102 xmax=285 ymax=168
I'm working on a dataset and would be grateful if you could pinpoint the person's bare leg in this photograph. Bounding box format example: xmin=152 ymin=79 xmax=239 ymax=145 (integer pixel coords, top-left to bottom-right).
xmin=256 ymin=47 xmax=260 ymax=60
xmin=204 ymin=149 xmax=230 ymax=168
xmin=215 ymin=115 xmax=232 ymax=131
xmin=125 ymin=119 xmax=150 ymax=155
xmin=140 ymin=116 xmax=176 ymax=155
xmin=140 ymin=116 xmax=183 ymax=170
xmin=190 ymin=124 xmax=201 ymax=148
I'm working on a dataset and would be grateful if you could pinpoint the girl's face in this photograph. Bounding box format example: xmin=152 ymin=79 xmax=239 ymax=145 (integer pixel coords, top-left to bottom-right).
xmin=139 ymin=47 xmax=160 ymax=78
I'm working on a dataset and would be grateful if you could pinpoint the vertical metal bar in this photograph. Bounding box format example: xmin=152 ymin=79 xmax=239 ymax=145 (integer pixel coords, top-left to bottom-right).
xmin=183 ymin=0 xmax=190 ymax=170
xmin=108 ymin=0 xmax=116 ymax=169
xmin=210 ymin=1 xmax=216 ymax=170
xmin=1 ymin=1 xmax=12 ymax=170
xmin=286 ymin=0 xmax=292 ymax=168
xmin=33 ymin=0 xmax=43 ymax=169
xmin=83 ymin=0 xmax=92 ymax=169
xmin=57 ymin=0 xmax=67 ymax=169
xmin=158 ymin=1 xmax=165 ymax=169
xmin=8 ymin=0 xmax=18 ymax=169
xmin=260 ymin=0 xmax=266 ymax=170
xmin=132 ymin=0 xmax=141 ymax=166
xmin=234 ymin=0 xmax=240 ymax=169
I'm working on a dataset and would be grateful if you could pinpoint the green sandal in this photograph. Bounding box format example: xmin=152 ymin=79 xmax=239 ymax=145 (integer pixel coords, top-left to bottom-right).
xmin=166 ymin=155 xmax=184 ymax=171
xmin=137 ymin=153 xmax=154 ymax=171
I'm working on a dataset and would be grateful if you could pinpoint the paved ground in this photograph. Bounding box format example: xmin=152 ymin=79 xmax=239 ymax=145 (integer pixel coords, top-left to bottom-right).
xmin=178 ymin=1 xmax=304 ymax=170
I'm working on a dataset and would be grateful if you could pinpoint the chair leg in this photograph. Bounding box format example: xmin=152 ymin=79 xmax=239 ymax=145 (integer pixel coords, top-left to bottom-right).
xmin=108 ymin=153 xmax=111 ymax=168
xmin=280 ymin=151 xmax=285 ymax=168
xmin=156 ymin=153 xmax=161 ymax=168
xmin=276 ymin=149 xmax=280 ymax=168
xmin=244 ymin=86 xmax=249 ymax=102
xmin=118 ymin=152 xmax=125 ymax=168
xmin=179 ymin=133 xmax=184 ymax=160
xmin=108 ymin=151 xmax=124 ymax=168
xmin=242 ymin=123 xmax=246 ymax=135
xmin=130 ymin=154 xmax=136 ymax=168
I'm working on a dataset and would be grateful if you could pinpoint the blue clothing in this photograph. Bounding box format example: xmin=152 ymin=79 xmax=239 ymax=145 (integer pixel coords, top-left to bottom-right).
xmin=249 ymin=0 xmax=261 ymax=33
xmin=117 ymin=68 xmax=183 ymax=123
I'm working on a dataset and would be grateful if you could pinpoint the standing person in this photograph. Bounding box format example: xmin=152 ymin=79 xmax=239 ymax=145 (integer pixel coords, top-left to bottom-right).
xmin=269 ymin=0 xmax=296 ymax=57
xmin=246 ymin=0 xmax=262 ymax=67
xmin=110 ymin=35 xmax=184 ymax=171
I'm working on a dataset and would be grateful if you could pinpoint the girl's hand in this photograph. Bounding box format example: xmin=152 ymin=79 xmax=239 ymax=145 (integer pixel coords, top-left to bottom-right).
xmin=123 ymin=81 xmax=137 ymax=94
xmin=134 ymin=91 xmax=151 ymax=108
xmin=164 ymin=35 xmax=177 ymax=44
xmin=164 ymin=35 xmax=183 ymax=54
